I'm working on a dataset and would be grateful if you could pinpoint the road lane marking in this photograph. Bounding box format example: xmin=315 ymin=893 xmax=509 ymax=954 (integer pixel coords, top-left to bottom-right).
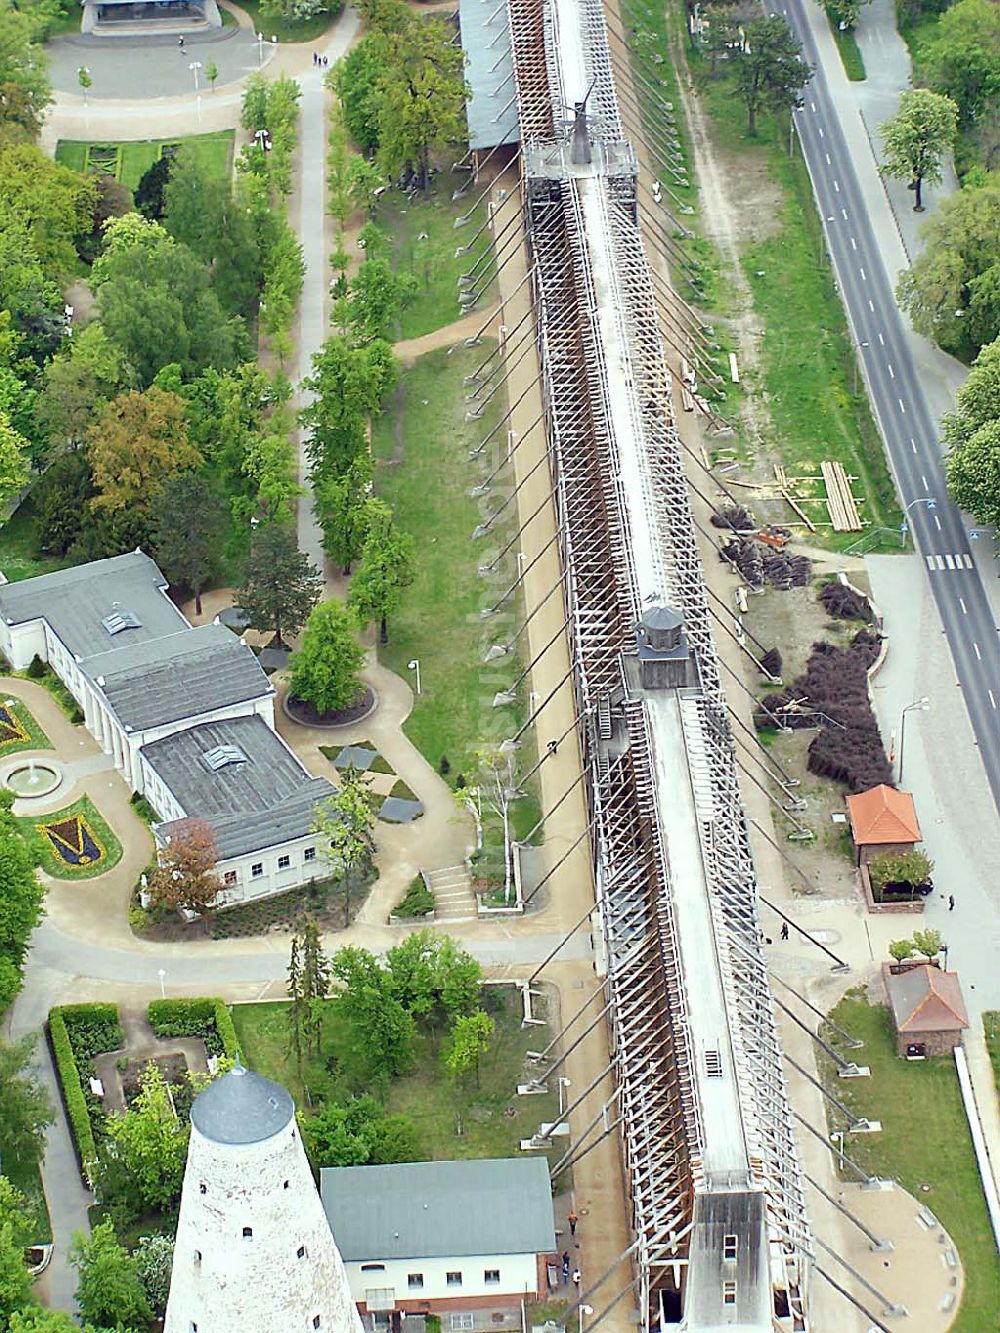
xmin=898 ymin=398 xmax=905 ymax=412
xmin=818 ymin=126 xmax=825 ymax=138
xmin=962 ymin=553 xmax=973 ymax=567
xmin=989 ymin=690 xmax=997 ymax=710
xmin=850 ymin=236 xmax=857 ymax=250
xmin=841 ymin=208 xmax=848 ymax=220
xmin=877 ymin=332 xmax=885 ymax=345
xmin=934 ymin=514 xmax=942 ymax=530
xmin=825 ymin=152 xmax=831 ymax=165
xmin=888 ymin=364 xmax=895 ymax=378
xmin=959 ymin=597 xmax=967 ymax=613
xmin=945 ymin=553 xmax=955 ymax=568
xmin=911 ymin=439 xmax=917 ymax=452
xmin=859 ymin=267 xmax=867 ymax=281
xmin=921 ymin=475 xmax=928 ymax=488
xmin=833 ymin=179 xmax=840 ymax=192
xmin=974 ymin=642 xmax=982 ymax=660
xmin=810 ymin=102 xmax=816 ymax=112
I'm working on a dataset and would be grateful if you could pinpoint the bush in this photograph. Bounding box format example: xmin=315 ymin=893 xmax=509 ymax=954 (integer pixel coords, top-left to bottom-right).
xmin=48 ymin=1010 xmax=98 ymax=1177
xmin=55 ymin=1002 xmax=123 ymax=1061
xmin=215 ymin=1001 xmax=241 ymax=1059
xmin=147 ymin=996 xmax=238 ymax=1057
xmin=393 ymin=875 xmax=434 ymax=918
xmin=870 ymin=849 xmax=934 ymax=891
xmin=26 ymin=654 xmax=46 ymax=679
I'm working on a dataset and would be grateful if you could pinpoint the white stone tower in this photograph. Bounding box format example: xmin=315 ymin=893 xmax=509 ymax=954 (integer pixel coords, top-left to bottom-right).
xmin=164 ymin=1061 xmax=363 ymax=1333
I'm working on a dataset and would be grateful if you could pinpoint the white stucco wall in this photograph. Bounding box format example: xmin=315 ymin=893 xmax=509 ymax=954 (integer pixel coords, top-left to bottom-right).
xmin=1 ymin=618 xmax=46 ymax=671
xmin=214 ymin=836 xmax=331 ymax=905
xmin=165 ymin=1116 xmax=363 ymax=1333
xmin=344 ymin=1254 xmax=539 ymax=1307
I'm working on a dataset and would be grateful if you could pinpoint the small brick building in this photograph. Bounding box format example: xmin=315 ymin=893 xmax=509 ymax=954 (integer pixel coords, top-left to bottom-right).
xmin=846 ymin=784 xmax=922 ymax=867
xmin=883 ymin=963 xmax=969 ymax=1058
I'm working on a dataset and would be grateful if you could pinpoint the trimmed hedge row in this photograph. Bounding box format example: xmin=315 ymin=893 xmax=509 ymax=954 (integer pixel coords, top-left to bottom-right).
xmin=47 ymin=1003 xmax=122 ymax=1180
xmin=147 ymin=997 xmax=240 ymax=1060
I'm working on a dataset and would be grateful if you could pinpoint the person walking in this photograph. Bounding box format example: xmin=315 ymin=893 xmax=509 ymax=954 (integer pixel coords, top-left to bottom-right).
xmin=780 ymin=922 xmax=789 ymax=941
xmin=572 ymin=1270 xmax=581 ymax=1288
xmin=561 ymin=1253 xmax=570 ymax=1283
xmin=948 ymin=894 xmax=955 ymax=911
xmin=568 ymin=1209 xmax=578 ymax=1236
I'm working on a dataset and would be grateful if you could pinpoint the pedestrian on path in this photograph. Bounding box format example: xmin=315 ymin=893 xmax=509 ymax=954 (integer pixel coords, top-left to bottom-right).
xmin=948 ymin=894 xmax=955 ymax=911
xmin=780 ymin=922 xmax=789 ymax=941
xmin=572 ymin=1270 xmax=581 ymax=1288
xmin=568 ymin=1209 xmax=578 ymax=1236
xmin=562 ymin=1253 xmax=570 ymax=1282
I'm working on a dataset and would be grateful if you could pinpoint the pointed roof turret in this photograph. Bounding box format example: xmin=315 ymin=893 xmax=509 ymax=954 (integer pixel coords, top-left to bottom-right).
xmin=189 ymin=1060 xmax=294 ymax=1145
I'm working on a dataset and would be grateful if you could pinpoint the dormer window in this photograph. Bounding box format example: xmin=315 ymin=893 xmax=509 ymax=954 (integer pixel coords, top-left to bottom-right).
xmin=200 ymin=744 xmax=249 ymax=772
xmin=101 ymin=605 xmax=142 ymax=636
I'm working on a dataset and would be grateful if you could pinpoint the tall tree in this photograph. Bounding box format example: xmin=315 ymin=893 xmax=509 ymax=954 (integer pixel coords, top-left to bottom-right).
xmin=374 ymin=15 xmax=468 ymax=189
xmin=734 ymin=15 xmax=813 ymax=136
xmin=133 ymin=1234 xmax=174 ymax=1322
xmin=70 ymin=1219 xmax=152 ymax=1332
xmin=0 ymin=410 xmax=29 ymax=508
xmin=348 ymin=498 xmax=415 ymax=643
xmin=346 ymin=254 xmax=417 ymax=343
xmin=0 ymin=790 xmax=43 ymax=1011
xmin=287 ymin=917 xmax=330 ymax=1068
xmin=945 ymin=417 xmax=1000 ymax=529
xmin=315 ymin=453 xmax=373 ymax=573
xmin=444 ymin=1010 xmax=494 ymax=1087
xmin=35 ymin=322 xmax=132 ymax=452
xmin=312 ymin=765 xmax=377 ymax=925
xmin=330 ymin=946 xmax=415 ymax=1081
xmin=386 ymin=930 xmax=482 ymax=1025
xmin=236 ymin=521 xmax=323 ymax=647
xmin=0 ymin=4 xmax=52 ymax=144
xmin=148 ymin=819 xmax=220 ymax=916
xmin=150 ymin=471 xmax=225 ymax=615
xmin=0 ymin=1035 xmax=53 ymax=1172
xmin=923 ymin=0 xmax=1000 ymax=128
xmin=289 ymin=599 xmax=366 ymax=715
xmin=134 ymin=155 xmax=172 ymax=220
xmin=87 ymin=387 xmax=202 ymax=521
xmin=475 ymin=746 xmax=521 ymax=904
xmin=880 ymin=89 xmax=959 ymax=212
xmin=0 ymin=144 xmax=96 ymax=277
xmin=302 ymin=335 xmax=397 ymax=481
xmin=103 ymin=1063 xmax=188 ymax=1213
xmin=0 ymin=1177 xmax=34 ymax=1324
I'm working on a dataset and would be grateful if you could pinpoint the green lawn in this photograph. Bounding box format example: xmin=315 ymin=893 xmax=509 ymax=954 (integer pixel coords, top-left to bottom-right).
xmin=55 ymin=130 xmax=235 ymax=192
xmin=233 ymin=984 xmax=561 ymax=1164
xmin=0 ymin=498 xmax=70 ymax=584
xmin=828 ymin=17 xmax=866 ymax=81
xmin=378 ymin=168 xmax=495 ymax=341
xmin=371 ymin=343 xmax=526 ymax=784
xmin=820 ymin=992 xmax=1000 ymax=1331
xmin=0 ymin=696 xmax=52 ymax=757
xmin=20 ymin=795 xmax=123 ymax=880
xmin=233 ymin=0 xmax=342 ymax=43
xmin=985 ymin=1012 xmax=1000 ymax=1093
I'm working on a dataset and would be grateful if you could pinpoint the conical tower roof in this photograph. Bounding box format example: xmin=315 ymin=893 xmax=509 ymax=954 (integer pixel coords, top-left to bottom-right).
xmin=190 ymin=1060 xmax=294 ymax=1145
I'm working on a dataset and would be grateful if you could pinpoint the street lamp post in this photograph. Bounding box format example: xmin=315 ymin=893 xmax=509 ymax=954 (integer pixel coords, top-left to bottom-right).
xmin=579 ymin=1304 xmax=593 ymax=1333
xmin=407 ymin=658 xmax=421 ymax=696
xmin=256 ymin=32 xmax=265 ymax=66
xmin=189 ymin=61 xmax=202 ymax=94
xmin=899 ymin=496 xmax=937 ymax=547
xmin=852 ymin=340 xmax=869 ymax=395
xmin=898 ymin=697 xmax=929 ymax=786
xmin=157 ymin=968 xmax=167 ymax=1000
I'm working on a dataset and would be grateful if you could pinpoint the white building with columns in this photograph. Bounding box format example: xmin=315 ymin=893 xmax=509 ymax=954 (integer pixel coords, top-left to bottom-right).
xmin=0 ymin=551 xmax=336 ymax=904
xmin=165 ymin=1061 xmax=364 ymax=1333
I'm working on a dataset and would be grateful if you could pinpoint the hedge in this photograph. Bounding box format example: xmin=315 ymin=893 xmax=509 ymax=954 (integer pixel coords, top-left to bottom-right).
xmin=48 ymin=1010 xmax=98 ymax=1179
xmin=147 ymin=996 xmax=240 ymax=1060
xmin=54 ymin=1002 xmax=123 ymax=1060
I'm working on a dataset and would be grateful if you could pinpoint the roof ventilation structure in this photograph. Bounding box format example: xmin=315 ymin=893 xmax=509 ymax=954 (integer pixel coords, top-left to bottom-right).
xmin=200 ymin=743 xmax=249 ymax=772
xmin=101 ymin=607 xmax=142 ymax=635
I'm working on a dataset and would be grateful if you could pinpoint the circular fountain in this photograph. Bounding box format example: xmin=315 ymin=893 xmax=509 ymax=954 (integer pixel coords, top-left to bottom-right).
xmin=5 ymin=759 xmax=61 ymax=799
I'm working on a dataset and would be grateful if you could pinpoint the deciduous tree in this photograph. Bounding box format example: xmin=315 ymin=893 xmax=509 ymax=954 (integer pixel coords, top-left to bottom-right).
xmin=734 ymin=15 xmax=812 ymax=136
xmin=302 ymin=335 xmax=397 ymax=480
xmin=150 ymin=471 xmax=225 ymax=614
xmin=0 ymin=790 xmax=43 ymax=1009
xmin=912 ymin=926 xmax=945 ymax=960
xmin=236 ymin=521 xmax=323 ymax=646
xmin=923 ymin=0 xmax=1000 ymax=128
xmin=0 ymin=1035 xmax=53 ymax=1172
xmin=0 ymin=4 xmax=52 ymax=144
xmin=148 ymin=818 xmax=220 ymax=916
xmin=304 ymin=1095 xmax=420 ymax=1167
xmin=330 ymin=945 xmax=415 ymax=1081
xmin=880 ymin=88 xmax=959 ymax=212
xmin=87 ymin=387 xmax=201 ymax=520
xmin=887 ymin=937 xmax=914 ymax=963
xmin=289 ymin=599 xmax=366 ymax=715
xmin=0 ymin=1177 xmax=33 ymax=1324
xmin=386 ymin=930 xmax=482 ymax=1025
xmin=445 ymin=1010 xmax=494 ymax=1086
xmin=35 ymin=322 xmax=132 ymax=452
xmin=103 ymin=1062 xmax=188 ymax=1213
xmin=70 ymin=1219 xmax=151 ymax=1333
xmin=348 ymin=497 xmax=415 ymax=643
xmin=0 ymin=144 xmax=96 ymax=277
xmin=315 ymin=453 xmax=373 ymax=573
xmin=945 ymin=417 xmax=1000 ymax=528
xmin=0 ymin=410 xmax=29 ymax=508
xmin=313 ymin=765 xmax=377 ymax=924
xmin=374 ymin=15 xmax=468 ymax=189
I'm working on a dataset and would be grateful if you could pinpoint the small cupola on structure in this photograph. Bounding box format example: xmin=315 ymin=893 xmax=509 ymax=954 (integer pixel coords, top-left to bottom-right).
xmin=164 ymin=1061 xmax=363 ymax=1333
xmin=635 ymin=604 xmax=696 ymax=690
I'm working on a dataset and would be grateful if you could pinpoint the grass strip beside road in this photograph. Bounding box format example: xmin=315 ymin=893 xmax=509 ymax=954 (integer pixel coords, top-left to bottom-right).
xmin=829 ymin=18 xmax=867 ymax=82
xmin=985 ymin=1011 xmax=1000 ymax=1092
xmin=821 ymin=991 xmax=1000 ymax=1331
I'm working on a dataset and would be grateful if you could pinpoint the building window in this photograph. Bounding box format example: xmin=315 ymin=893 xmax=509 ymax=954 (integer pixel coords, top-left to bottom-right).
xmin=297 ymin=1245 xmax=307 ymax=1259
xmin=251 ymin=862 xmax=264 ymax=879
xmin=723 ymin=1234 xmax=738 ymax=1262
xmin=242 ymin=1227 xmax=253 ymax=1240
xmin=407 ymin=1274 xmax=424 ymax=1290
xmin=283 ymin=1180 xmax=290 ymax=1189
xmin=278 ymin=854 xmax=292 ymax=870
xmin=361 ymin=1264 xmax=386 ymax=1272
xmin=224 ymin=870 xmax=238 ymax=886
xmin=313 ymin=1319 xmax=321 ymax=1330
xmin=304 ymin=846 xmax=316 ymax=862
xmin=450 ymin=1317 xmax=475 ymax=1331
xmin=722 ymin=1281 xmax=737 ymax=1307
xmin=193 ymin=1250 xmax=202 ymax=1265
xmin=485 ymin=1269 xmax=500 ymax=1285
xmin=190 ymin=1324 xmax=198 ymax=1333
xmin=446 ymin=1272 xmax=463 ymax=1288
xmin=198 ymin=1183 xmax=207 ymax=1195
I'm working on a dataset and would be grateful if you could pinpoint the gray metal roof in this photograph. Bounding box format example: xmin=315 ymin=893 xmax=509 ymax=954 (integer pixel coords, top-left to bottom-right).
xmin=0 ymin=551 xmax=185 ymax=660
xmin=84 ymin=623 xmax=272 ymax=731
xmin=190 ymin=1061 xmax=294 ymax=1145
xmin=459 ymin=0 xmax=520 ymax=151
xmin=320 ymin=1158 xmax=555 ymax=1261
xmin=145 ymin=715 xmax=335 ymax=859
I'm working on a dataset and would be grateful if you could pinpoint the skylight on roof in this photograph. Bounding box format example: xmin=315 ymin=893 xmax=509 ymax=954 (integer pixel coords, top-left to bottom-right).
xmin=200 ymin=744 xmax=249 ymax=772
xmin=101 ymin=606 xmax=142 ymax=636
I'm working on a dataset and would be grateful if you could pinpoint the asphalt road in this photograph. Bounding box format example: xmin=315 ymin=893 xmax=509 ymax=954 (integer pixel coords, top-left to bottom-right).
xmin=775 ymin=0 xmax=1000 ymax=807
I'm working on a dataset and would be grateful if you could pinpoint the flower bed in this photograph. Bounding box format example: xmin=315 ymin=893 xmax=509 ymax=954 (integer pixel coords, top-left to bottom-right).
xmin=20 ymin=796 xmax=123 ymax=879
xmin=0 ymin=697 xmax=52 ymax=756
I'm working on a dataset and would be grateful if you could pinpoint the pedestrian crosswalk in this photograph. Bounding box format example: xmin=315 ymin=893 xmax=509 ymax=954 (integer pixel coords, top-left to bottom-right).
xmin=925 ymin=552 xmax=974 ymax=571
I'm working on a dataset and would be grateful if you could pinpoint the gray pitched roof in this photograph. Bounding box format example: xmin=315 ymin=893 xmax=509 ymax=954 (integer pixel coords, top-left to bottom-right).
xmin=190 ymin=1062 xmax=294 ymax=1145
xmin=145 ymin=715 xmax=335 ymax=859
xmin=84 ymin=624 xmax=272 ymax=731
xmin=320 ymin=1159 xmax=556 ymax=1262
xmin=0 ymin=551 xmax=185 ymax=660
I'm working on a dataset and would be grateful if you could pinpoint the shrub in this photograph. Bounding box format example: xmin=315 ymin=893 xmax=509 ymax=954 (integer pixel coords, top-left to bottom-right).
xmin=148 ymin=996 xmax=239 ymax=1058
xmin=393 ymin=875 xmax=434 ymax=918
xmin=870 ymin=849 xmax=934 ymax=891
xmin=26 ymin=654 xmax=46 ymax=679
xmin=48 ymin=1010 xmax=97 ymax=1177
xmin=214 ymin=1001 xmax=240 ymax=1059
xmin=55 ymin=1003 xmax=123 ymax=1061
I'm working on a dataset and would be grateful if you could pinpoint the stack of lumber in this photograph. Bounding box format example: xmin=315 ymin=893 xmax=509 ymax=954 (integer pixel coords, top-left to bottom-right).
xmin=821 ymin=460 xmax=862 ymax=531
